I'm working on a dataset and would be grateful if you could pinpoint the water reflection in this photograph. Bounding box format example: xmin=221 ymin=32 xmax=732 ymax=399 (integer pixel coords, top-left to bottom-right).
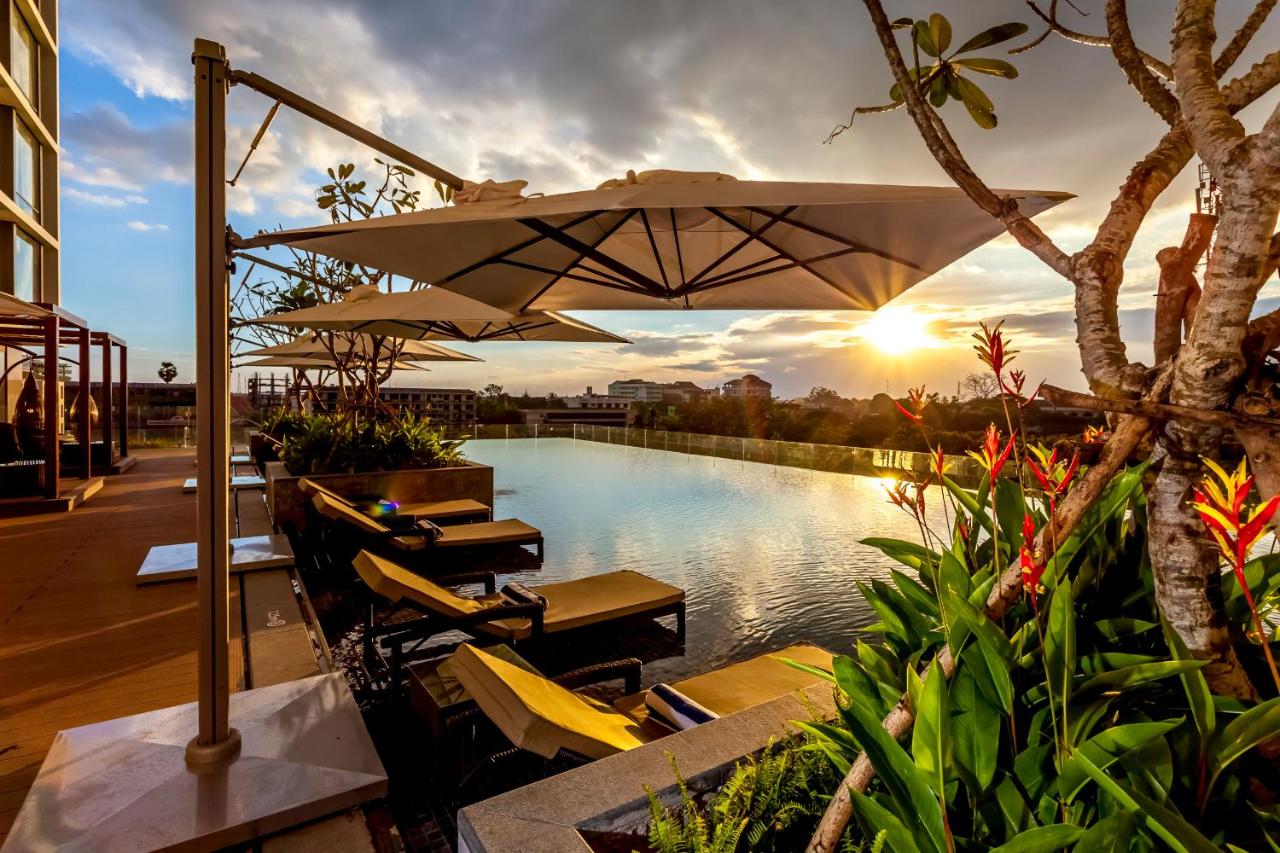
xmin=466 ymin=438 xmax=948 ymax=684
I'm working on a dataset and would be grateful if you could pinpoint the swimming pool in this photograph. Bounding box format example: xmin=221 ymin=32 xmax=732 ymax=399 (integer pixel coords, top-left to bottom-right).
xmin=466 ymin=437 xmax=947 ymax=684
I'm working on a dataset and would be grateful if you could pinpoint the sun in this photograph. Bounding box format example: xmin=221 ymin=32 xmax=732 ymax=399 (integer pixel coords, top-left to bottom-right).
xmin=857 ymin=308 xmax=936 ymax=355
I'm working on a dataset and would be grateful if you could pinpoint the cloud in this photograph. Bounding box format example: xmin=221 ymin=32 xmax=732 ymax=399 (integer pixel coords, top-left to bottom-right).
xmin=126 ymin=221 xmax=170 ymax=232
xmin=64 ymin=186 xmax=149 ymax=207
xmin=63 ymin=103 xmax=188 ymax=191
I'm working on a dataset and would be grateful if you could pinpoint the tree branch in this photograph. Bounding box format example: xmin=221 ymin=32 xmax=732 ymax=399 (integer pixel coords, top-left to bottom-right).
xmin=861 ymin=0 xmax=1073 ymax=280
xmin=1023 ymin=1 xmax=1173 ymax=78
xmin=1105 ymin=0 xmax=1182 ymax=124
xmin=1172 ymin=0 xmax=1248 ymax=177
xmin=1041 ymin=382 xmax=1280 ymax=430
xmin=1214 ymin=1 xmax=1277 ymax=75
xmin=1154 ymin=213 xmax=1217 ymax=362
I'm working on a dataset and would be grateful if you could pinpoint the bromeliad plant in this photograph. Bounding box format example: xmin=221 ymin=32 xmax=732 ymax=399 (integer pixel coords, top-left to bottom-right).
xmin=783 ymin=322 xmax=1280 ymax=851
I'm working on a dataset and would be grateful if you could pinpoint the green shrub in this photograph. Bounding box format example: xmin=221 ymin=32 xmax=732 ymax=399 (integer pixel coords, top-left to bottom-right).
xmin=277 ymin=413 xmax=466 ymax=475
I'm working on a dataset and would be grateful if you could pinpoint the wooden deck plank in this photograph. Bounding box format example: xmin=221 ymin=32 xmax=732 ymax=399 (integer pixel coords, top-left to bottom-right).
xmin=0 ymin=449 xmax=280 ymax=844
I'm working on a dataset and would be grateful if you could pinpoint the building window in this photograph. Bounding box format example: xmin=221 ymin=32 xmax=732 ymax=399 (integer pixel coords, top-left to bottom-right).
xmin=10 ymin=4 xmax=36 ymax=104
xmin=13 ymin=118 xmax=36 ymax=216
xmin=13 ymin=229 xmax=36 ymax=301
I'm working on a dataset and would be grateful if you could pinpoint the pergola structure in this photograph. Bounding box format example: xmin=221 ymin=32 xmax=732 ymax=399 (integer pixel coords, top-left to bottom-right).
xmin=0 ymin=299 xmax=129 ymax=504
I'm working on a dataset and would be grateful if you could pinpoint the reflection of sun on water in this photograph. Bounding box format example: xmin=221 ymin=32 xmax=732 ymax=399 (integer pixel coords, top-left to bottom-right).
xmin=879 ymin=475 xmax=900 ymax=493
xmin=858 ymin=308 xmax=936 ymax=355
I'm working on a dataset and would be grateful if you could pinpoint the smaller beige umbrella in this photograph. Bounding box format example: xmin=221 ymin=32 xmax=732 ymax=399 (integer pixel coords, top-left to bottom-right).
xmin=250 ymin=283 xmax=511 ymax=336
xmin=361 ymin=310 xmax=630 ymax=343
xmin=239 ymin=354 xmax=431 ymax=371
xmin=240 ymin=332 xmax=482 ymax=362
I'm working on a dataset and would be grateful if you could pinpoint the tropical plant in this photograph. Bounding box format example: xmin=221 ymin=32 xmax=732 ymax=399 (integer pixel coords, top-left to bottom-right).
xmin=277 ymin=413 xmax=466 ymax=475
xmin=645 ymin=741 xmax=873 ymax=853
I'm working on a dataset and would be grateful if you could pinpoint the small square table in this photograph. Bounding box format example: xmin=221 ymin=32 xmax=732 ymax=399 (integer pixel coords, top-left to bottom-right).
xmin=136 ymin=534 xmax=294 ymax=584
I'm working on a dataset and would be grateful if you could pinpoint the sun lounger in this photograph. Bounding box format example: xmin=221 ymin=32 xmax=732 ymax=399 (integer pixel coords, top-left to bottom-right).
xmin=298 ymin=477 xmax=492 ymax=523
xmin=310 ymin=490 xmax=542 ymax=564
xmin=447 ymin=641 xmax=834 ymax=766
xmin=353 ymin=550 xmax=685 ymax=691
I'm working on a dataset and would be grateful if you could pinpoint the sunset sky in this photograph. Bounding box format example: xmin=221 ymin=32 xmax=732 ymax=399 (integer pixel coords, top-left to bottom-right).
xmin=58 ymin=1 xmax=1279 ymax=399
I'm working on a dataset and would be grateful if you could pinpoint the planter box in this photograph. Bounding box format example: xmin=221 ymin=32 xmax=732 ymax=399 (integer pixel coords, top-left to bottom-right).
xmin=265 ymin=461 xmax=494 ymax=535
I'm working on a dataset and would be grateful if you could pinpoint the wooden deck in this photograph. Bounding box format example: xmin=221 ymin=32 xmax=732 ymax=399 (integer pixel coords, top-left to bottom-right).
xmin=0 ymin=448 xmax=323 ymax=844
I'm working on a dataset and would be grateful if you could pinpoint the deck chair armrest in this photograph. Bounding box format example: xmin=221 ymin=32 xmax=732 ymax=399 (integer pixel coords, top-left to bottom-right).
xmin=552 ymin=658 xmax=643 ymax=694
xmin=433 ymin=570 xmax=498 ymax=594
xmin=454 ymin=601 xmax=546 ymax=634
xmin=363 ymin=527 xmax=430 ymax=541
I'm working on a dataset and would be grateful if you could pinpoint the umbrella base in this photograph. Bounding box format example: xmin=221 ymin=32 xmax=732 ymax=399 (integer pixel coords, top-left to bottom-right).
xmin=3 ymin=673 xmax=386 ymax=852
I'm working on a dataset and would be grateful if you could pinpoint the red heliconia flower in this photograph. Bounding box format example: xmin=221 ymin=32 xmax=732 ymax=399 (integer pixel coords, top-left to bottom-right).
xmin=1190 ymin=458 xmax=1280 ymax=691
xmin=968 ymin=424 xmax=1017 ymax=479
xmin=1020 ymin=512 xmax=1046 ymax=608
xmin=1027 ymin=445 xmax=1081 ymax=499
xmin=956 ymin=516 xmax=970 ymax=543
xmin=932 ymin=446 xmax=948 ymax=480
xmin=1083 ymin=425 xmax=1109 ymax=445
xmin=885 ymin=478 xmax=928 ymax=521
xmin=894 ymin=385 xmax=929 ymax=424
xmin=973 ymin=320 xmax=1019 ymax=379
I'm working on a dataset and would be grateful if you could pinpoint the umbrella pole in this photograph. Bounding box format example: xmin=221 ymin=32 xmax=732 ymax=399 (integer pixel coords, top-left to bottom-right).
xmin=187 ymin=38 xmax=240 ymax=767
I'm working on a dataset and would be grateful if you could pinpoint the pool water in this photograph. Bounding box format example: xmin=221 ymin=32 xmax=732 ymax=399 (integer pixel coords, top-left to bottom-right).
xmin=466 ymin=437 xmax=947 ymax=684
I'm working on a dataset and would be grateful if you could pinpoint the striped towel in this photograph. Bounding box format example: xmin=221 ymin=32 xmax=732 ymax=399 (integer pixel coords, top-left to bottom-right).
xmin=645 ymin=684 xmax=719 ymax=731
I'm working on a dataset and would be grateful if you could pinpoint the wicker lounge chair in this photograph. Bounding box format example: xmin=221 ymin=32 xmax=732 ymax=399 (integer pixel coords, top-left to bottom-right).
xmin=354 ymin=550 xmax=686 ymax=691
xmin=445 ymin=641 xmax=833 ymax=773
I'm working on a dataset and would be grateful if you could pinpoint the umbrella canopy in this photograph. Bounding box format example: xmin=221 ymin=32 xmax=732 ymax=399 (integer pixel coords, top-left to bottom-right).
xmin=353 ymin=310 xmax=630 ymax=343
xmin=240 ymin=332 xmax=482 ymax=362
xmin=241 ymin=177 xmax=1072 ymax=312
xmin=249 ymin=283 xmax=511 ymax=335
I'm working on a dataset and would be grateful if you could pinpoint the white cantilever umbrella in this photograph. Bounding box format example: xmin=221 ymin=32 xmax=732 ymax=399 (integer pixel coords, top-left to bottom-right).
xmin=238 ymin=354 xmax=432 ymax=370
xmin=239 ymin=332 xmax=483 ymax=362
xmin=241 ymin=175 xmax=1072 ymax=312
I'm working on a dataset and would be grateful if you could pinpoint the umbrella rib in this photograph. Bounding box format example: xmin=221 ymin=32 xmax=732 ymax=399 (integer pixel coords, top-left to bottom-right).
xmin=438 ymin=210 xmax=603 ymax=285
xmin=516 ymin=210 xmax=640 ymax=312
xmin=684 ymin=246 xmax=870 ymax=293
xmin=638 ymin=209 xmax=671 ymax=292
xmin=516 ymin=212 xmax=660 ymax=295
xmin=701 ymin=207 xmax=860 ymax=301
xmin=742 ymin=206 xmax=923 ymax=271
xmin=668 ymin=208 xmax=686 ymax=288
xmin=683 ymin=206 xmax=796 ymax=288
xmin=496 ymin=258 xmax=635 ymax=291
xmin=682 ymin=253 xmax=791 ymax=292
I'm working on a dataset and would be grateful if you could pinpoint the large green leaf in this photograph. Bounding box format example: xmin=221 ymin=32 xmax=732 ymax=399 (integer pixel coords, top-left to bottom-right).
xmin=848 ymin=788 xmax=922 ymax=853
xmin=1076 ymin=660 xmax=1206 ymax=694
xmin=891 ymin=568 xmax=940 ymax=620
xmin=993 ymin=478 xmax=1028 ymax=556
xmin=988 ymin=824 xmax=1084 ymax=852
xmin=1071 ymin=811 xmax=1135 ymax=852
xmin=955 ymin=21 xmax=1030 ymax=54
xmin=928 ymin=13 xmax=952 ymax=54
xmin=1044 ymin=578 xmax=1076 ymax=720
xmin=862 ymin=537 xmax=940 ymax=574
xmin=952 ymin=57 xmax=1019 ymax=78
xmin=951 ymin=658 xmax=1000 ymax=791
xmin=1208 ymin=696 xmax=1280 ymax=794
xmin=1071 ymin=751 xmax=1218 ymax=853
xmin=831 ymin=654 xmax=897 ymax=720
xmin=1057 ymin=719 xmax=1182 ymax=801
xmin=870 ymin=578 xmax=931 ymax=644
xmin=942 ymin=475 xmax=992 ymax=532
xmin=840 ymin=685 xmax=949 ymax=853
xmin=1161 ymin=619 xmax=1215 ymax=774
xmin=912 ymin=662 xmax=951 ymax=799
xmin=946 ymin=586 xmax=1013 ymax=711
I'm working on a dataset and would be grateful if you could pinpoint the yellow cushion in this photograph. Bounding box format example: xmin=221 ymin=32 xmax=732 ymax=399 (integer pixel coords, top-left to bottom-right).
xmin=614 ymin=643 xmax=835 ymax=724
xmin=484 ymin=570 xmax=684 ymax=641
xmin=313 ymin=491 xmax=430 ymax=551
xmin=352 ymin=551 xmax=485 ymax=618
xmin=450 ymin=644 xmax=649 ymax=760
xmin=434 ymin=519 xmax=541 ymax=547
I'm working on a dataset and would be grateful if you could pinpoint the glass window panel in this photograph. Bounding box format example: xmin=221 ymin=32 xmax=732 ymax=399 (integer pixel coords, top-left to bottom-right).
xmin=13 ymin=229 xmax=36 ymax=301
xmin=10 ymin=4 xmax=36 ymax=103
xmin=13 ymin=118 xmax=36 ymax=215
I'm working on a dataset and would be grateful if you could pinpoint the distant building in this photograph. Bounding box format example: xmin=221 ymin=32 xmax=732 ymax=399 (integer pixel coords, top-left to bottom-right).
xmin=607 ymin=378 xmax=665 ymax=403
xmin=522 ymin=407 xmax=630 ymax=427
xmin=661 ymin=381 xmax=716 ymax=404
xmin=722 ymin=374 xmax=773 ymax=399
xmin=565 ymin=386 xmax=633 ymax=409
xmin=313 ymin=385 xmax=477 ymax=426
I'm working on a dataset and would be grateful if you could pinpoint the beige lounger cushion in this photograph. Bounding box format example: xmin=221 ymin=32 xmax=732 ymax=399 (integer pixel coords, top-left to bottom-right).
xmin=486 ymin=570 xmax=684 ymax=641
xmin=398 ymin=498 xmax=490 ymax=519
xmin=434 ymin=518 xmax=541 ymax=548
xmin=353 ymin=551 xmax=490 ymax=618
xmin=613 ymin=642 xmax=834 ymax=725
xmin=451 ymin=644 xmax=649 ymax=760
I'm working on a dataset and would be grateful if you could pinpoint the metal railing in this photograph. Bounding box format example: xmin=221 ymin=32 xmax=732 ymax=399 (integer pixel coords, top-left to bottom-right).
xmin=446 ymin=422 xmax=984 ymax=485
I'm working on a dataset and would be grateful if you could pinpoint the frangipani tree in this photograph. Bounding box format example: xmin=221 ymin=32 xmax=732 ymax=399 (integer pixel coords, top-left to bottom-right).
xmin=807 ymin=3 xmax=1280 ymax=849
